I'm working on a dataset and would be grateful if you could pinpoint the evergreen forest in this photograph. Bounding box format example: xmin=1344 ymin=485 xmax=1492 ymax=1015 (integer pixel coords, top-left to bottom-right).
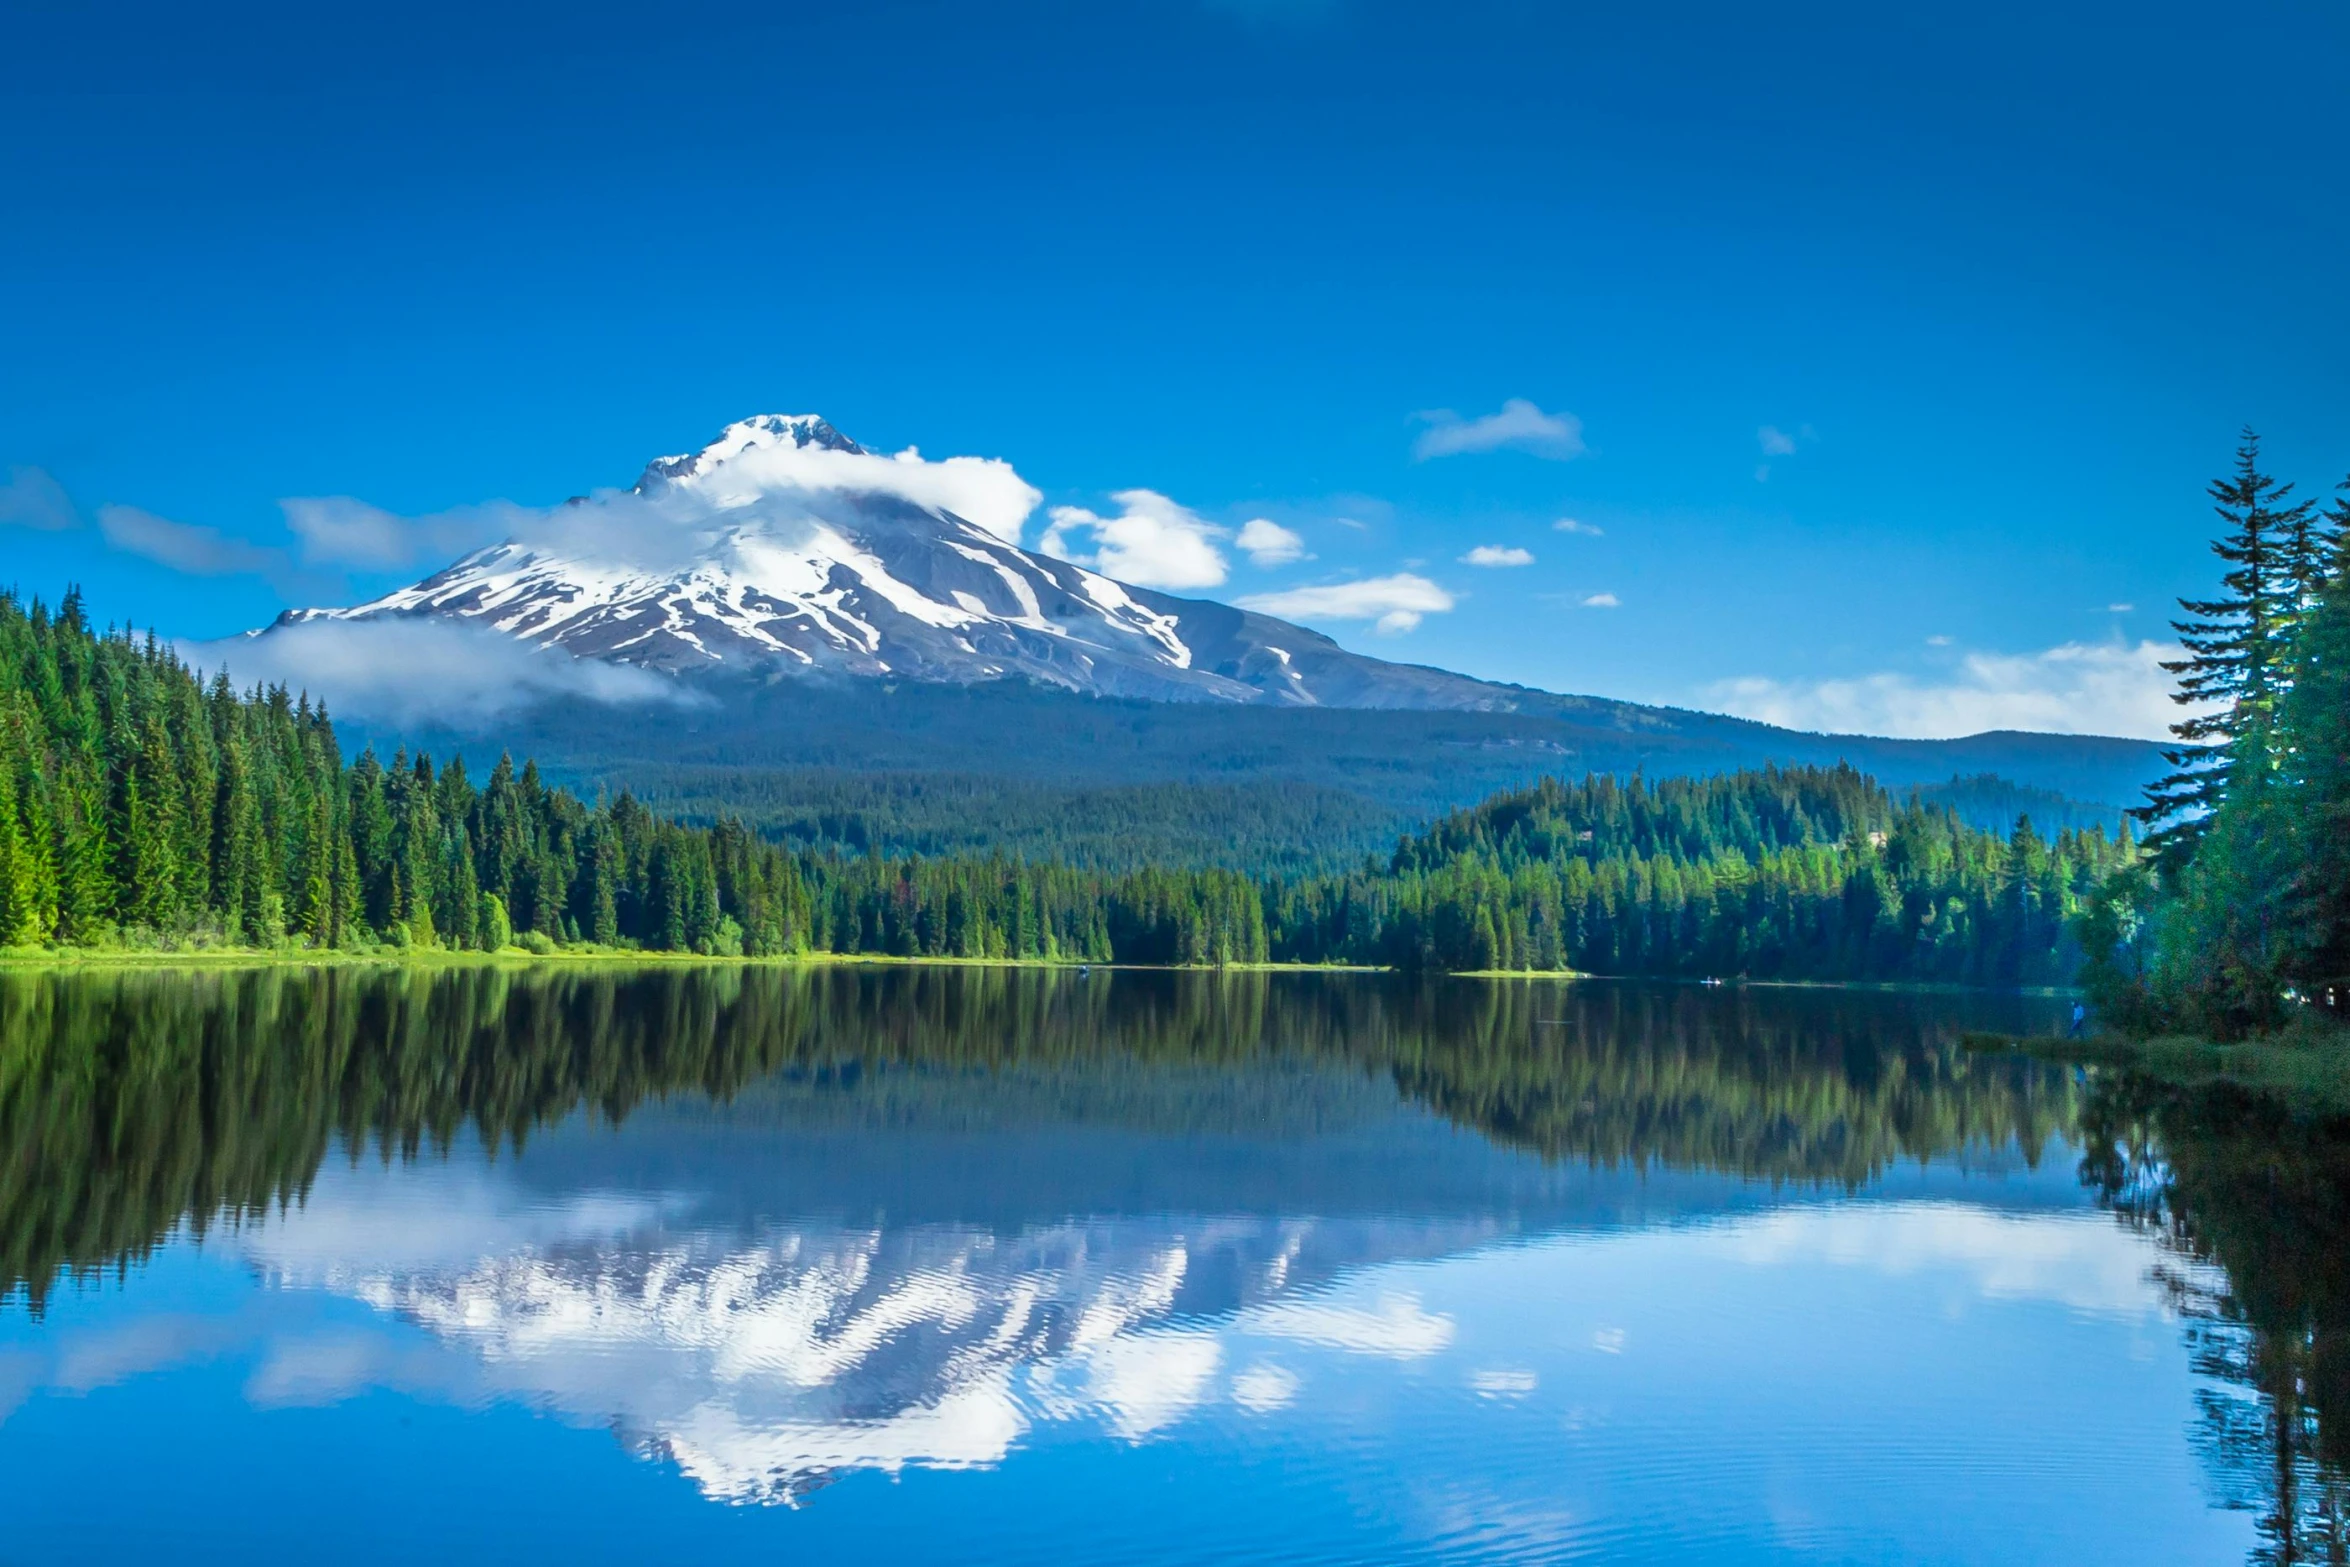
xmin=0 ymin=585 xmax=2127 ymax=982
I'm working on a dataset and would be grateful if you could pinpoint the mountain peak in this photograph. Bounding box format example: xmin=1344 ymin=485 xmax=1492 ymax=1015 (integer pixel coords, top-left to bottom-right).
xmin=275 ymin=413 xmax=1559 ymax=713
xmin=636 ymin=413 xmax=866 ymax=490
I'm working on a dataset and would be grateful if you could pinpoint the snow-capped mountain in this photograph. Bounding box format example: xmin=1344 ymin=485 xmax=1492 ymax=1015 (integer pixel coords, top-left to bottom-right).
xmin=271 ymin=414 xmax=1538 ymax=710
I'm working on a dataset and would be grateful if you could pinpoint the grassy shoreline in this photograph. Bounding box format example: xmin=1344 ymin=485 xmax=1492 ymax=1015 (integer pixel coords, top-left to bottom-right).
xmin=0 ymin=949 xmax=2101 ymax=993
xmin=0 ymin=945 xmax=1392 ymax=975
xmin=1969 ymin=1025 xmax=2350 ymax=1110
xmin=0 ymin=950 xmax=2089 ymax=999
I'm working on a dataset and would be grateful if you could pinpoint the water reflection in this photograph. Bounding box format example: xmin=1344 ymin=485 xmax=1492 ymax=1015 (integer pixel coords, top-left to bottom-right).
xmin=0 ymin=965 xmax=2335 ymax=1562
xmin=0 ymin=966 xmax=2069 ymax=1312
xmin=2078 ymin=1071 xmax=2350 ymax=1564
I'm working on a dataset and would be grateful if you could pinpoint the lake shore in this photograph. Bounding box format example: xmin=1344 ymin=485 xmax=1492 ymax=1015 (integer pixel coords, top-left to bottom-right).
xmin=1971 ymin=1026 xmax=2350 ymax=1110
xmin=0 ymin=945 xmax=1391 ymax=974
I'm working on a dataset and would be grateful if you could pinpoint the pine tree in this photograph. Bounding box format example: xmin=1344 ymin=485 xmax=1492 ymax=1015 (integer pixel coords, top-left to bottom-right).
xmin=479 ymin=891 xmax=513 ymax=951
xmin=52 ymin=762 xmax=111 ymax=944
xmin=2272 ymin=555 xmax=2350 ymax=1009
xmin=296 ymin=792 xmax=334 ymax=945
xmin=0 ymin=727 xmax=34 ymax=946
xmin=332 ymin=824 xmax=362 ymax=948
xmin=438 ymin=825 xmax=481 ymax=949
xmin=2135 ymin=431 xmax=2311 ymax=871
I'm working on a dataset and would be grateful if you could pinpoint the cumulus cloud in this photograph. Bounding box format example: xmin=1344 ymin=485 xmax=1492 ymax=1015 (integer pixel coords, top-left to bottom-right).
xmin=1235 ymin=518 xmax=1307 ymax=567
xmin=1552 ymin=517 xmax=1603 ymax=536
xmin=1413 ymin=399 xmax=1585 ymax=461
xmin=1234 ymin=573 xmax=1455 ymax=634
xmin=1039 ymin=490 xmax=1230 ymax=590
xmin=184 ymin=618 xmax=690 ymax=724
xmin=1459 ymin=545 xmax=1533 ymax=568
xmin=1579 ymin=592 xmax=1619 ymax=608
xmin=97 ymin=504 xmax=291 ymax=581
xmin=0 ymin=466 xmax=77 ymax=531
xmin=681 ymin=439 xmax=1041 ymax=545
xmin=1704 ymin=638 xmax=2194 ymax=740
xmin=266 ymin=426 xmax=1045 ymax=582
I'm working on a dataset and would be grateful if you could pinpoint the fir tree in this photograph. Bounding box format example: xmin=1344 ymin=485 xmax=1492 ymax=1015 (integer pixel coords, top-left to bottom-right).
xmin=2135 ymin=431 xmax=2312 ymax=871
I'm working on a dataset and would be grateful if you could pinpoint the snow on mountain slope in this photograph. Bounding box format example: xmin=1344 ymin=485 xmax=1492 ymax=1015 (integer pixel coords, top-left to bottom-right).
xmin=270 ymin=415 xmax=1538 ymax=710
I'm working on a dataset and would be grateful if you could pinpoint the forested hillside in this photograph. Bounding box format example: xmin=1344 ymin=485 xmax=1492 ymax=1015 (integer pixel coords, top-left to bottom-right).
xmin=613 ymin=763 xmax=2119 ymax=873
xmin=0 ymin=588 xmax=2122 ymax=982
xmin=629 ymin=767 xmax=1405 ymax=874
xmin=343 ymin=667 xmax=2160 ymax=871
xmin=1267 ymin=767 xmax=2130 ymax=981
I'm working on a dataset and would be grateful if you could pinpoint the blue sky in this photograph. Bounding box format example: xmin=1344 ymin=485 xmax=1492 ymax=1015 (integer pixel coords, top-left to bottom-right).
xmin=4 ymin=0 xmax=2346 ymax=737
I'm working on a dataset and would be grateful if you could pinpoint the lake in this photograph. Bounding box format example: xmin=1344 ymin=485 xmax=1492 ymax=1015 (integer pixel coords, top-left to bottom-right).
xmin=1 ymin=965 xmax=2342 ymax=1564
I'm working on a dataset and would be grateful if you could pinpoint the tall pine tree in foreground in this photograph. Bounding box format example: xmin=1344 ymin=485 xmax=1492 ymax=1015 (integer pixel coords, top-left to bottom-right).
xmin=2134 ymin=429 xmax=2314 ymax=871
xmin=2098 ymin=448 xmax=2350 ymax=1033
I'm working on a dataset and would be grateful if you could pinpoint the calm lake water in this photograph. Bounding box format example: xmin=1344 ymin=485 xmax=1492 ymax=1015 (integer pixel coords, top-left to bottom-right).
xmin=2 ymin=966 xmax=2343 ymax=1564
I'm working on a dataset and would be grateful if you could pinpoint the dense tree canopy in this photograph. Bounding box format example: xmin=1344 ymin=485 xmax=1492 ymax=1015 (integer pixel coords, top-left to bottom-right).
xmin=0 ymin=587 xmax=2119 ymax=982
xmin=2096 ymin=438 xmax=2350 ymax=1034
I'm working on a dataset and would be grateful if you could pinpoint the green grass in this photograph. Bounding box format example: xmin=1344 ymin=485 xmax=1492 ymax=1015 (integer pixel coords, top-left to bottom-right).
xmin=0 ymin=944 xmax=1382 ymax=975
xmin=1968 ymin=1020 xmax=2350 ymax=1111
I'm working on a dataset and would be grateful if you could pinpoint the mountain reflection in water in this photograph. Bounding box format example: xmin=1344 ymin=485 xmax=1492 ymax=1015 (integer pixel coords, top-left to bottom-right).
xmin=0 ymin=965 xmax=2340 ymax=1564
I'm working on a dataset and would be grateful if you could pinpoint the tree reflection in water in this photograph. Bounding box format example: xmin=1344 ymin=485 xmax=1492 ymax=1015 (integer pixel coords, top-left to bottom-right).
xmin=2079 ymin=1072 xmax=2350 ymax=1565
xmin=11 ymin=963 xmax=2346 ymax=1560
xmin=1 ymin=964 xmax=2066 ymax=1312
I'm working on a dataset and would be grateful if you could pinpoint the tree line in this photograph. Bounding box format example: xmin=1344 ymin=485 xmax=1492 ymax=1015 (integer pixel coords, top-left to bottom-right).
xmin=2084 ymin=432 xmax=2350 ymax=1034
xmin=1 ymin=586 xmax=2121 ymax=981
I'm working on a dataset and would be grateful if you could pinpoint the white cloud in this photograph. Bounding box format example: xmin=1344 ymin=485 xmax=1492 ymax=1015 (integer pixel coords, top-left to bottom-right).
xmin=268 ymin=424 xmax=1047 ymax=585
xmin=1413 ymin=399 xmax=1585 ymax=461
xmin=185 ymin=617 xmax=690 ymax=723
xmin=97 ymin=504 xmax=289 ymax=581
xmin=1039 ymin=489 xmax=1230 ymax=590
xmin=1230 ymin=1362 xmax=1300 ymax=1413
xmin=1580 ymin=592 xmax=1619 ymax=608
xmin=1704 ymin=638 xmax=2196 ymax=740
xmin=677 ymin=437 xmax=1041 ymax=545
xmin=1459 ymin=545 xmax=1534 ymax=568
xmin=1758 ymin=425 xmax=1798 ymax=457
xmin=0 ymin=466 xmax=77 ymax=531
xmin=1064 ymin=1331 xmax=1223 ymax=1440
xmin=1704 ymin=1202 xmax=2169 ymax=1320
xmin=1235 ymin=517 xmax=1307 ymax=567
xmin=1240 ymin=1294 xmax=1455 ymax=1359
xmin=280 ymin=496 xmax=516 ymax=570
xmin=1234 ymin=573 xmax=1456 ymax=634
xmin=1552 ymin=517 xmax=1603 ymax=536
xmin=2108 ymin=602 xmax=2135 ymax=613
